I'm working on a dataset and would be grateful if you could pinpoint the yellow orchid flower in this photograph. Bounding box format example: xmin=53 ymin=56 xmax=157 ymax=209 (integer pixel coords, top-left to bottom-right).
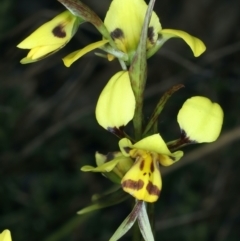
xmin=119 ymin=134 xmax=183 ymax=202
xmin=0 ymin=230 xmax=11 ymax=241
xmin=17 ymin=11 xmax=82 ymax=64
xmin=105 ymin=0 xmax=205 ymax=60
xmin=95 ymin=71 xmax=136 ymax=131
xmin=81 ymin=134 xmax=183 ymax=203
xmin=63 ymin=0 xmax=206 ymax=66
xmin=83 ymin=95 xmax=223 ymax=202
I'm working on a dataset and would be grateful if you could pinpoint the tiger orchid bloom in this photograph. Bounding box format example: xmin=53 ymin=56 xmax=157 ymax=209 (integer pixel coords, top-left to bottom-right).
xmin=17 ymin=11 xmax=83 ymax=64
xmin=119 ymin=134 xmax=183 ymax=202
xmin=63 ymin=0 xmax=206 ymax=66
xmin=83 ymin=96 xmax=223 ymax=202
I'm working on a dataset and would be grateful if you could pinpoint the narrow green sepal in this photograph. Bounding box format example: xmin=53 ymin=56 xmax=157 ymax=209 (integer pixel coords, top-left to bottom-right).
xmin=143 ymin=84 xmax=184 ymax=136
xmin=77 ymin=188 xmax=128 ymax=215
xmin=109 ymin=200 xmax=143 ymax=241
xmin=137 ymin=202 xmax=155 ymax=241
xmin=57 ymin=0 xmax=114 ymax=45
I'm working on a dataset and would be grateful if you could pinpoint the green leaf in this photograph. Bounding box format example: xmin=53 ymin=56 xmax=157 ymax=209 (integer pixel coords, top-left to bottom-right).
xmin=137 ymin=202 xmax=155 ymax=241
xmin=109 ymin=200 xmax=143 ymax=241
xmin=143 ymin=84 xmax=184 ymax=136
xmin=77 ymin=188 xmax=128 ymax=215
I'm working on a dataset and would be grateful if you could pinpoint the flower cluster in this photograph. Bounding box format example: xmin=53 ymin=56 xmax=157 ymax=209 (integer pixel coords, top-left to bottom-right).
xmin=17 ymin=0 xmax=224 ymax=240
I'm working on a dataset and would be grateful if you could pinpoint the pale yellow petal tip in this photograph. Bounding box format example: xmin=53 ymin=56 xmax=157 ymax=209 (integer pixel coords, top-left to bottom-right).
xmin=96 ymin=71 xmax=135 ymax=130
xmin=177 ymin=96 xmax=224 ymax=143
xmin=0 ymin=230 xmax=11 ymax=241
xmin=160 ymin=29 xmax=206 ymax=57
xmin=192 ymin=39 xmax=206 ymax=57
xmin=81 ymin=165 xmax=95 ymax=172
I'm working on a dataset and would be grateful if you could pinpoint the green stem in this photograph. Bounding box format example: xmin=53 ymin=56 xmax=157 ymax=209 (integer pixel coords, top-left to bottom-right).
xmin=147 ymin=203 xmax=155 ymax=239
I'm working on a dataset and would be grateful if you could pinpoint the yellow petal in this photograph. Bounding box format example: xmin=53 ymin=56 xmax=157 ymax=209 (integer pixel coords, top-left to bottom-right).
xmin=17 ymin=11 xmax=78 ymax=49
xmin=119 ymin=138 xmax=133 ymax=156
xmin=121 ymin=151 xmax=161 ymax=202
xmin=96 ymin=71 xmax=136 ymax=130
xmin=0 ymin=230 xmax=11 ymax=241
xmin=20 ymin=44 xmax=63 ymax=64
xmin=104 ymin=0 xmax=161 ymax=55
xmin=62 ymin=39 xmax=108 ymax=67
xmin=81 ymin=159 xmax=120 ymax=172
xmin=158 ymin=151 xmax=183 ymax=166
xmin=133 ymin=134 xmax=171 ymax=155
xmin=160 ymin=29 xmax=206 ymax=57
xmin=177 ymin=96 xmax=224 ymax=143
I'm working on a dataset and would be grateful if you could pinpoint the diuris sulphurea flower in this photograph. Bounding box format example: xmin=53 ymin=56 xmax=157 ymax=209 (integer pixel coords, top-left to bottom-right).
xmin=82 ymin=96 xmax=223 ymax=202
xmin=104 ymin=0 xmax=206 ymax=63
xmin=119 ymin=134 xmax=183 ymax=202
xmin=0 ymin=230 xmax=11 ymax=241
xmin=63 ymin=0 xmax=206 ymax=66
xmin=17 ymin=11 xmax=83 ymax=64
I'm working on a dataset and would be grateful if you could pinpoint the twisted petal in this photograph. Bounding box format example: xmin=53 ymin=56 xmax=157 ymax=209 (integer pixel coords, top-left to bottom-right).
xmin=96 ymin=71 xmax=136 ymax=130
xmin=62 ymin=39 xmax=109 ymax=67
xmin=0 ymin=230 xmax=11 ymax=241
xmin=160 ymin=29 xmax=206 ymax=57
xmin=104 ymin=0 xmax=161 ymax=54
xmin=17 ymin=11 xmax=80 ymax=63
xmin=177 ymin=96 xmax=224 ymax=143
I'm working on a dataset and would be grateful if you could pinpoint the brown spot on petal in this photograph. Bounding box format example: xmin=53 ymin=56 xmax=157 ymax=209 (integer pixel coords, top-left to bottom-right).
xmin=140 ymin=160 xmax=145 ymax=170
xmin=52 ymin=24 xmax=66 ymax=38
xmin=122 ymin=179 xmax=144 ymax=191
xmin=169 ymin=156 xmax=176 ymax=161
xmin=106 ymin=152 xmax=115 ymax=161
xmin=111 ymin=28 xmax=124 ymax=40
xmin=150 ymin=161 xmax=154 ymax=172
xmin=124 ymin=147 xmax=131 ymax=154
xmin=146 ymin=181 xmax=160 ymax=196
xmin=147 ymin=26 xmax=154 ymax=44
xmin=181 ymin=129 xmax=198 ymax=144
xmin=107 ymin=126 xmax=125 ymax=138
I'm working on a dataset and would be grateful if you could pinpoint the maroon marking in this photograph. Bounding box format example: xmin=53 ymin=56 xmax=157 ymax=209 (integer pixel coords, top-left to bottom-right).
xmin=146 ymin=181 xmax=160 ymax=196
xmin=140 ymin=160 xmax=145 ymax=170
xmin=122 ymin=179 xmax=144 ymax=190
xmin=111 ymin=28 xmax=124 ymax=40
xmin=150 ymin=161 xmax=154 ymax=172
xmin=52 ymin=24 xmax=66 ymax=38
xmin=106 ymin=152 xmax=115 ymax=161
xmin=147 ymin=26 xmax=154 ymax=44
xmin=107 ymin=126 xmax=125 ymax=138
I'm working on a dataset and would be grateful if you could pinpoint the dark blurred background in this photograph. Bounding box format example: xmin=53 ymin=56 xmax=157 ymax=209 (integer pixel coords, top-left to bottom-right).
xmin=1 ymin=0 xmax=240 ymax=240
